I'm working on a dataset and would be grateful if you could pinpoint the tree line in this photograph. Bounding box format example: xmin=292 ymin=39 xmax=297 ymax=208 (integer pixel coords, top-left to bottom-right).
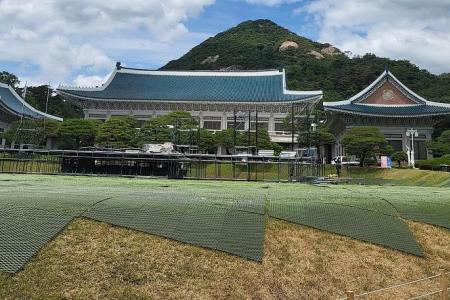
xmin=1 ymin=111 xmax=282 ymax=154
xmin=3 ymin=111 xmax=449 ymax=165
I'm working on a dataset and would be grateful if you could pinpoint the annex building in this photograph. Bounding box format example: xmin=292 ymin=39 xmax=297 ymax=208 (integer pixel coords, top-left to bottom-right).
xmin=0 ymin=83 xmax=62 ymax=148
xmin=324 ymin=70 xmax=450 ymax=160
xmin=57 ymin=63 xmax=323 ymax=148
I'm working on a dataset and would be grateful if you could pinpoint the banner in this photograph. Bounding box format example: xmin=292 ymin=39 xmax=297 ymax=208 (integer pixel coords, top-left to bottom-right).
xmin=381 ymin=156 xmax=387 ymax=168
xmin=380 ymin=156 xmax=392 ymax=169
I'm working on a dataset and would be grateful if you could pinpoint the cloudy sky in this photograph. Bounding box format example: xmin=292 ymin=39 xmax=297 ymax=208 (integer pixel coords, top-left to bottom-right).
xmin=1 ymin=0 xmax=449 ymax=87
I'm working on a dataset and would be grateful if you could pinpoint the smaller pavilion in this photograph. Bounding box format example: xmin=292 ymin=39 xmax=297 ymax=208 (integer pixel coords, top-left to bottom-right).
xmin=0 ymin=83 xmax=63 ymax=148
xmin=324 ymin=70 xmax=450 ymax=160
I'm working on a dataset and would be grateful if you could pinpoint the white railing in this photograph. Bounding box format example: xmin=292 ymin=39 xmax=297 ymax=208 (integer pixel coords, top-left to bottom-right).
xmin=341 ymin=270 xmax=449 ymax=300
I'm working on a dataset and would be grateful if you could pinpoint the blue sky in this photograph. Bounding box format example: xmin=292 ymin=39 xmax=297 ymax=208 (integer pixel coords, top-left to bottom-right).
xmin=1 ymin=0 xmax=449 ymax=87
xmin=185 ymin=1 xmax=319 ymax=40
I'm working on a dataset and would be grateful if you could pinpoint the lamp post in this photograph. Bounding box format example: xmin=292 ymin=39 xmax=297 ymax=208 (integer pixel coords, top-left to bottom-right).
xmin=406 ymin=128 xmax=418 ymax=168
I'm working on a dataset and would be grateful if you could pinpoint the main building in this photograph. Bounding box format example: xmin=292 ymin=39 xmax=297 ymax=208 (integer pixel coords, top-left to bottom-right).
xmin=57 ymin=63 xmax=323 ymax=148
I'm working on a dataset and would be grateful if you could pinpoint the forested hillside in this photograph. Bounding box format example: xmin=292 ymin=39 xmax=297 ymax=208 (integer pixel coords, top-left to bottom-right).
xmin=162 ymin=20 xmax=450 ymax=103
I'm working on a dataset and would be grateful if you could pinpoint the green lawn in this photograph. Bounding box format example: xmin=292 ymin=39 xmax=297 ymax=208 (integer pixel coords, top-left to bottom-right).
xmin=326 ymin=166 xmax=450 ymax=187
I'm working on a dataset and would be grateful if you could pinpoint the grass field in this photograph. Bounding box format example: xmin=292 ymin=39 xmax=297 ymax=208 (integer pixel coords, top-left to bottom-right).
xmin=335 ymin=167 xmax=450 ymax=187
xmin=0 ymin=174 xmax=449 ymax=299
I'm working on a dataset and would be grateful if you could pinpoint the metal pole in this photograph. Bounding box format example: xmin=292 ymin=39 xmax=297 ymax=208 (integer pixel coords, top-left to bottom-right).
xmin=174 ymin=119 xmax=178 ymax=149
xmin=306 ymin=105 xmax=310 ymax=151
xmin=189 ymin=127 xmax=192 ymax=154
xmin=197 ymin=118 xmax=200 ymax=154
xmin=248 ymin=109 xmax=251 ymax=155
xmin=255 ymin=105 xmax=258 ymax=154
xmin=255 ymin=106 xmax=258 ymax=181
xmin=233 ymin=109 xmax=237 ymax=155
xmin=291 ymin=103 xmax=294 ymax=151
xmin=411 ymin=129 xmax=415 ymax=168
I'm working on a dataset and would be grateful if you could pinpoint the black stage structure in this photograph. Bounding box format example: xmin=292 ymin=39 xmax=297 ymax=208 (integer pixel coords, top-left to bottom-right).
xmin=0 ymin=149 xmax=325 ymax=182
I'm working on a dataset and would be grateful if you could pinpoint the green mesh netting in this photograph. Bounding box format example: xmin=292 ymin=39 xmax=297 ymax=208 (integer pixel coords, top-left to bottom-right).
xmin=269 ymin=201 xmax=423 ymax=256
xmin=83 ymin=194 xmax=265 ymax=261
xmin=0 ymin=177 xmax=266 ymax=273
xmin=331 ymin=185 xmax=450 ymax=229
xmin=1 ymin=175 xmax=449 ymax=274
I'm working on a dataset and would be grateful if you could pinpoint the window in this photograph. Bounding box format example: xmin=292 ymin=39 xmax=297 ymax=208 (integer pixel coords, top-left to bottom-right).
xmin=202 ymin=116 xmax=222 ymax=130
xmin=385 ymin=134 xmax=402 ymax=139
xmin=203 ymin=121 xmax=221 ymax=130
xmin=227 ymin=117 xmax=245 ymax=130
xmin=250 ymin=117 xmax=269 ymax=130
xmin=134 ymin=115 xmax=151 ymax=119
xmin=137 ymin=120 xmax=146 ymax=129
xmin=254 ymin=122 xmax=269 ymax=130
xmin=388 ymin=140 xmax=403 ymax=152
xmin=413 ymin=141 xmax=427 ymax=160
xmin=88 ymin=114 xmax=107 ymax=119
xmin=274 ymin=118 xmax=286 ymax=132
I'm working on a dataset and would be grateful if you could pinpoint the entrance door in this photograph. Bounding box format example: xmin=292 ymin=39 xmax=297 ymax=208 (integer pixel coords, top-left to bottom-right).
xmin=413 ymin=141 xmax=427 ymax=160
xmin=387 ymin=140 xmax=403 ymax=152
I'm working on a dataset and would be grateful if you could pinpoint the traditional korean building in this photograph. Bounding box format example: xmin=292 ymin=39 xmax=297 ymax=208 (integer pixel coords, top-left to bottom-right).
xmin=0 ymin=83 xmax=62 ymax=148
xmin=324 ymin=70 xmax=450 ymax=160
xmin=57 ymin=63 xmax=323 ymax=148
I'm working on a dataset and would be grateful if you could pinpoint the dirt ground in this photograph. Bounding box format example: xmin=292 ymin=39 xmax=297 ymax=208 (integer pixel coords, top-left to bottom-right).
xmin=1 ymin=218 xmax=448 ymax=300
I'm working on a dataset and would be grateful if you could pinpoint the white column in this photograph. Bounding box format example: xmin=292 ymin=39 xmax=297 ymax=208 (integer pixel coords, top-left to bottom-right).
xmin=268 ymin=113 xmax=275 ymax=132
xmin=198 ymin=111 xmax=203 ymax=129
xmin=425 ymin=129 xmax=433 ymax=159
xmin=221 ymin=112 xmax=227 ymax=130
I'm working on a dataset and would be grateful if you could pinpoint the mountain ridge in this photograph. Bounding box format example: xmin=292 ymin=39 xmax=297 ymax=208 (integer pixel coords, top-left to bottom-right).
xmin=161 ymin=19 xmax=450 ymax=104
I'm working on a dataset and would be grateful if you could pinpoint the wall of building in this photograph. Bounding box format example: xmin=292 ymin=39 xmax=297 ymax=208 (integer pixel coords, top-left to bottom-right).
xmin=332 ymin=125 xmax=433 ymax=160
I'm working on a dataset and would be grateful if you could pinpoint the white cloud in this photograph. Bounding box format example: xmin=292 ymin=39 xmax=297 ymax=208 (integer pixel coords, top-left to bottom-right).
xmin=298 ymin=0 xmax=450 ymax=74
xmin=0 ymin=0 xmax=214 ymax=85
xmin=73 ymin=73 xmax=112 ymax=88
xmin=246 ymin=0 xmax=301 ymax=7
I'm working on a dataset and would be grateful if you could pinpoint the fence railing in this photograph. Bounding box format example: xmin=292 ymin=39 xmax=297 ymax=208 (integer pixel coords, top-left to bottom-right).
xmin=0 ymin=149 xmax=325 ymax=182
xmin=342 ymin=269 xmax=449 ymax=300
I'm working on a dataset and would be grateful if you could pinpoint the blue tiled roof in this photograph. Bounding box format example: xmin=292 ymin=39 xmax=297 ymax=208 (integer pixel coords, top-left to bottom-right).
xmin=326 ymin=103 xmax=450 ymax=117
xmin=58 ymin=69 xmax=322 ymax=103
xmin=0 ymin=84 xmax=62 ymax=121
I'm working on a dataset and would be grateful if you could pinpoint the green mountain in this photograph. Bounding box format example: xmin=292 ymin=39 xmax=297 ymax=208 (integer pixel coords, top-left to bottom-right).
xmin=162 ymin=19 xmax=450 ymax=103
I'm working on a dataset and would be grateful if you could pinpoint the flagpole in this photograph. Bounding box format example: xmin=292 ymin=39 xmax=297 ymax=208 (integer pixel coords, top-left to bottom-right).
xmin=44 ymin=81 xmax=50 ymax=131
xmin=45 ymin=81 xmax=50 ymax=114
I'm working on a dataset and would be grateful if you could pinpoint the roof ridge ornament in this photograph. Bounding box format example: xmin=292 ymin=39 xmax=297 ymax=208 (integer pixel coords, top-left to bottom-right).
xmin=385 ymin=63 xmax=390 ymax=82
